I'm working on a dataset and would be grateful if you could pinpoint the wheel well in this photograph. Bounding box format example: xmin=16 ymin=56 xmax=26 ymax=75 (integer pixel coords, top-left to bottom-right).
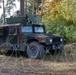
xmin=26 ymin=39 xmax=38 ymax=44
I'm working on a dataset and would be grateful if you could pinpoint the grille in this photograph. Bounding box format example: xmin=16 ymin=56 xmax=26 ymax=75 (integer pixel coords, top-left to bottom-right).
xmin=52 ymin=37 xmax=60 ymax=42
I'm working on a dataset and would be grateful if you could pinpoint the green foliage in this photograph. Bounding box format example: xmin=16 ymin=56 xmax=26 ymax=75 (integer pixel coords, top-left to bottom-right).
xmin=65 ymin=26 xmax=76 ymax=44
xmin=57 ymin=0 xmax=76 ymax=26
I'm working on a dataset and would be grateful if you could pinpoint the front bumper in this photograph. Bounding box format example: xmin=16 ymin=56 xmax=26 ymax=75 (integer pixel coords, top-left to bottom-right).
xmin=46 ymin=44 xmax=64 ymax=51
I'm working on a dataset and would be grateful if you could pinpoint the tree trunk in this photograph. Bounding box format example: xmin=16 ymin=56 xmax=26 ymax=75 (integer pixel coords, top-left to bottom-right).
xmin=3 ymin=0 xmax=5 ymax=24
xmin=24 ymin=0 xmax=27 ymax=15
xmin=32 ymin=0 xmax=35 ymax=14
xmin=41 ymin=0 xmax=44 ymax=17
xmin=20 ymin=0 xmax=24 ymax=16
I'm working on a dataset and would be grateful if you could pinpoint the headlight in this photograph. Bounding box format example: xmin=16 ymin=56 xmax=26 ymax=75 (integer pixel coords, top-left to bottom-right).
xmin=60 ymin=38 xmax=63 ymax=42
xmin=50 ymin=39 xmax=52 ymax=42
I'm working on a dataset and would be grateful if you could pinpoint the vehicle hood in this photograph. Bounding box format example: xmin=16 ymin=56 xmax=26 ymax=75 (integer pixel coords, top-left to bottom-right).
xmin=28 ymin=33 xmax=62 ymax=38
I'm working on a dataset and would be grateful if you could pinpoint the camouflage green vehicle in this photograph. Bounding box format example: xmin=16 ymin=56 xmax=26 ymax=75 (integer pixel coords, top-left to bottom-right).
xmin=0 ymin=14 xmax=64 ymax=59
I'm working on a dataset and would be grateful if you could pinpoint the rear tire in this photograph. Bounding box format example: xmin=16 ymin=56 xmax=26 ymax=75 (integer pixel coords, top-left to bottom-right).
xmin=27 ymin=42 xmax=44 ymax=59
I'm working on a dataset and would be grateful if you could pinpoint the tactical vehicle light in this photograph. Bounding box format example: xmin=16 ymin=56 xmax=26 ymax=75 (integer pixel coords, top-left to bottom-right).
xmin=50 ymin=39 xmax=52 ymax=42
xmin=60 ymin=38 xmax=63 ymax=42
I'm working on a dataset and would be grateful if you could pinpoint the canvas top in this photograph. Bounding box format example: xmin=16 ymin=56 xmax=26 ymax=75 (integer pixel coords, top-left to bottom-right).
xmin=0 ymin=23 xmax=20 ymax=28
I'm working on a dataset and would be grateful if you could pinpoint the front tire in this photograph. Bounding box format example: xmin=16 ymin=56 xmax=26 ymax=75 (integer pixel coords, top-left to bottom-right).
xmin=27 ymin=42 xmax=44 ymax=59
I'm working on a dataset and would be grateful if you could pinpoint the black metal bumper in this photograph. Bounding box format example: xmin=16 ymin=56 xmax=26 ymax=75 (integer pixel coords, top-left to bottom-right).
xmin=46 ymin=44 xmax=64 ymax=51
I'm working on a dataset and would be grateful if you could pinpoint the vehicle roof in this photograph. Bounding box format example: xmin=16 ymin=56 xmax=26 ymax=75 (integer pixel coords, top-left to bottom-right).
xmin=0 ymin=23 xmax=20 ymax=28
xmin=23 ymin=24 xmax=44 ymax=26
xmin=6 ymin=14 xmax=42 ymax=24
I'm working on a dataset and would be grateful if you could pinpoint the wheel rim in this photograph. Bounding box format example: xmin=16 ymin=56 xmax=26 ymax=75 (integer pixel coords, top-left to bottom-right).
xmin=28 ymin=44 xmax=39 ymax=58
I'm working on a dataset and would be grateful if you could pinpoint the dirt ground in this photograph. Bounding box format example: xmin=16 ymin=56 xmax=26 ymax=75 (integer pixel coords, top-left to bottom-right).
xmin=0 ymin=57 xmax=76 ymax=75
xmin=0 ymin=66 xmax=76 ymax=75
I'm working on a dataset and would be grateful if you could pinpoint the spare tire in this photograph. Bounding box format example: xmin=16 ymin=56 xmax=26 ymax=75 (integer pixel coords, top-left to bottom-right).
xmin=27 ymin=42 xmax=44 ymax=59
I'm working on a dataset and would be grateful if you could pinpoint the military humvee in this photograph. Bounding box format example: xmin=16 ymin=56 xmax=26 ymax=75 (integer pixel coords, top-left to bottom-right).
xmin=0 ymin=14 xmax=64 ymax=59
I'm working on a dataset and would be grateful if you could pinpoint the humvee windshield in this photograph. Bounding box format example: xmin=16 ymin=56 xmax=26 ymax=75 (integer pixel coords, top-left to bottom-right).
xmin=34 ymin=27 xmax=44 ymax=33
xmin=21 ymin=25 xmax=45 ymax=33
xmin=21 ymin=26 xmax=33 ymax=33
